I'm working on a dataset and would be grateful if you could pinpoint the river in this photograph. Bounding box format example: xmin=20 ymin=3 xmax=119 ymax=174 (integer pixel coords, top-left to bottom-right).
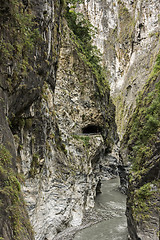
xmin=73 ymin=177 xmax=128 ymax=240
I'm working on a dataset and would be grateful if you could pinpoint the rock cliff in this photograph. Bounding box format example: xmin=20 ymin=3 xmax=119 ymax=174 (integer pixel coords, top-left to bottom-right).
xmin=0 ymin=0 xmax=159 ymax=239
xmin=121 ymin=55 xmax=160 ymax=240
xmin=77 ymin=0 xmax=160 ymax=239
xmin=77 ymin=0 xmax=159 ymax=138
xmin=0 ymin=0 xmax=116 ymax=239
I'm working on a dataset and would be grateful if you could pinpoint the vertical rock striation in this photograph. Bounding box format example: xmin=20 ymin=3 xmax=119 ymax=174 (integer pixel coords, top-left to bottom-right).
xmin=0 ymin=0 xmax=116 ymax=239
xmin=77 ymin=0 xmax=160 ymax=239
xmin=121 ymin=58 xmax=160 ymax=240
xmin=0 ymin=0 xmax=159 ymax=239
xmin=77 ymin=0 xmax=159 ymax=138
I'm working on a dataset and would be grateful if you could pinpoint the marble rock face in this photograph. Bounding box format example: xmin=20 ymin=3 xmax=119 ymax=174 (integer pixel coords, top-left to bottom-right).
xmin=77 ymin=0 xmax=159 ymax=138
xmin=0 ymin=0 xmax=159 ymax=239
xmin=18 ymin=6 xmax=115 ymax=240
xmin=0 ymin=0 xmax=114 ymax=238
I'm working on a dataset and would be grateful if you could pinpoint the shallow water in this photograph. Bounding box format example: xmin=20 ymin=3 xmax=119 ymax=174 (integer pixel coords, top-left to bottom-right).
xmin=74 ymin=178 xmax=128 ymax=240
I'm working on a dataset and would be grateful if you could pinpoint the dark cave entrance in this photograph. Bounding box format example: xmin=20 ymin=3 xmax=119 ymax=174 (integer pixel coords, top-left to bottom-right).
xmin=82 ymin=125 xmax=102 ymax=134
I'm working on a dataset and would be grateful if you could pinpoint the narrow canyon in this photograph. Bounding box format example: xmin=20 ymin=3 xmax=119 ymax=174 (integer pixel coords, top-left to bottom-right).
xmin=0 ymin=0 xmax=159 ymax=240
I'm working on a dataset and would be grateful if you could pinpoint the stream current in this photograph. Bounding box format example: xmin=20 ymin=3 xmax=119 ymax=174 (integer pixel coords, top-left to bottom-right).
xmin=74 ymin=177 xmax=128 ymax=240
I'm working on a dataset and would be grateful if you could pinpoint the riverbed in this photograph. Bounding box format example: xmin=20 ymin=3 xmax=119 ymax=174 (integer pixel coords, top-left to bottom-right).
xmin=73 ymin=177 xmax=128 ymax=240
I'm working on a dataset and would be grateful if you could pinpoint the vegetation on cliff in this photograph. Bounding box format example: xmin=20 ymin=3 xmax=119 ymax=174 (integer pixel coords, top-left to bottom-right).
xmin=0 ymin=0 xmax=48 ymax=238
xmin=0 ymin=144 xmax=34 ymax=240
xmin=127 ymin=53 xmax=160 ymax=171
xmin=123 ymin=52 xmax=160 ymax=237
xmin=0 ymin=0 xmax=42 ymax=93
xmin=65 ymin=1 xmax=110 ymax=98
xmin=65 ymin=1 xmax=116 ymax=148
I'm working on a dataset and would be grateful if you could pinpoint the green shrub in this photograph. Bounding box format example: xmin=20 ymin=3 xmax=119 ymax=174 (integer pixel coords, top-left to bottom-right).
xmin=72 ymin=135 xmax=90 ymax=147
xmin=65 ymin=2 xmax=110 ymax=97
xmin=126 ymin=52 xmax=160 ymax=171
xmin=137 ymin=183 xmax=152 ymax=199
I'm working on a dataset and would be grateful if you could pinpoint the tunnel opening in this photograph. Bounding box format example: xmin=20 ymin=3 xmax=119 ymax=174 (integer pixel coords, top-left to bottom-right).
xmin=82 ymin=124 xmax=102 ymax=134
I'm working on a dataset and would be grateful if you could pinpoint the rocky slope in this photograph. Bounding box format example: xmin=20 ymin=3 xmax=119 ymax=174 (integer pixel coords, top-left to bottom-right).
xmin=0 ymin=0 xmax=117 ymax=239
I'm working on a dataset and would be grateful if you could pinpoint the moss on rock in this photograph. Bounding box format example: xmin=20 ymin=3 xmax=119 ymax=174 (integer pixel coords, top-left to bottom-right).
xmin=0 ymin=144 xmax=34 ymax=240
xmin=122 ymin=52 xmax=160 ymax=239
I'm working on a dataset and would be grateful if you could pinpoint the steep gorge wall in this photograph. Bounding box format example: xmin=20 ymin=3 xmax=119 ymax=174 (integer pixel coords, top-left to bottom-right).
xmin=77 ymin=0 xmax=160 ymax=239
xmin=121 ymin=56 xmax=160 ymax=240
xmin=0 ymin=0 xmax=159 ymax=239
xmin=0 ymin=0 xmax=116 ymax=239
xmin=78 ymin=0 xmax=160 ymax=138
xmin=0 ymin=0 xmax=63 ymax=238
